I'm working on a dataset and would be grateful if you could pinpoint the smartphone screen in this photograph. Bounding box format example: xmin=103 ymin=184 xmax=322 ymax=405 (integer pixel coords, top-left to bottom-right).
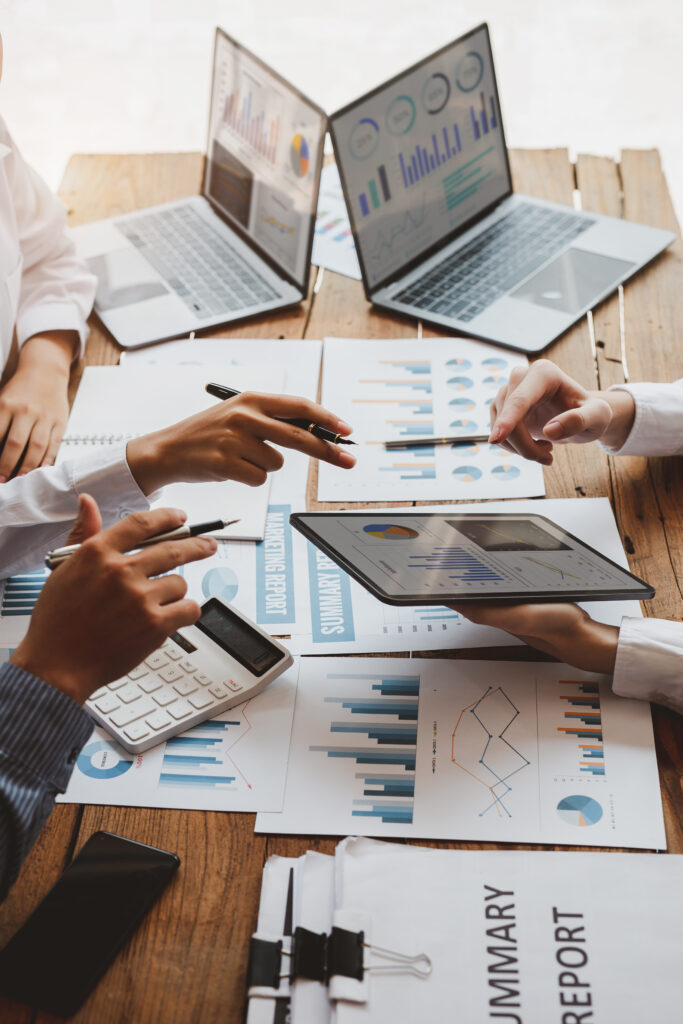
xmin=0 ymin=831 xmax=179 ymax=1016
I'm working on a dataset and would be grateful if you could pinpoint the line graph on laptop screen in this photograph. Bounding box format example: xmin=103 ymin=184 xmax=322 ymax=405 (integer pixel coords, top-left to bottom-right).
xmin=204 ymin=31 xmax=325 ymax=287
xmin=332 ymin=24 xmax=510 ymax=287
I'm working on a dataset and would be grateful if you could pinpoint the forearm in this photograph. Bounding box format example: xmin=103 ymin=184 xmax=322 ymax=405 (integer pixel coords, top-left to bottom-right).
xmin=0 ymin=663 xmax=92 ymax=901
xmin=612 ymin=617 xmax=683 ymax=713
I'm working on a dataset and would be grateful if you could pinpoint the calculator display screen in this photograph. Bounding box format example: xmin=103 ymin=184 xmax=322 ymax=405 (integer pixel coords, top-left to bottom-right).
xmin=194 ymin=599 xmax=283 ymax=677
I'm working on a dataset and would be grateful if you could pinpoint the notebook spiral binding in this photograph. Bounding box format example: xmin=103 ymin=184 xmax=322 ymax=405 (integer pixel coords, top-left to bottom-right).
xmin=61 ymin=433 xmax=138 ymax=445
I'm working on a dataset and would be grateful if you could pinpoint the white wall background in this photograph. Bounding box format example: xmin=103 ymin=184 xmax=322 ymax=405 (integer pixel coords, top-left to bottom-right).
xmin=0 ymin=0 xmax=681 ymax=220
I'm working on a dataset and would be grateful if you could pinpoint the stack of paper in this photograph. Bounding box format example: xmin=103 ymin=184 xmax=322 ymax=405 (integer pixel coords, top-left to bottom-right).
xmin=246 ymin=838 xmax=683 ymax=1023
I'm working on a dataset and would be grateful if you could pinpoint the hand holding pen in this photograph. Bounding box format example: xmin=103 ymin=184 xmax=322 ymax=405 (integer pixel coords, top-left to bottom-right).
xmin=126 ymin=390 xmax=356 ymax=495
xmin=205 ymin=384 xmax=357 ymax=445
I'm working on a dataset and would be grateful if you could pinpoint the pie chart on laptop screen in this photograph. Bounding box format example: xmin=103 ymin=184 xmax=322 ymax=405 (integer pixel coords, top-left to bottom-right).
xmin=363 ymin=523 xmax=419 ymax=539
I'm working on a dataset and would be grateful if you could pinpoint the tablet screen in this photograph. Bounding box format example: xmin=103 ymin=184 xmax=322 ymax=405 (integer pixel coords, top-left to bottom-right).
xmin=292 ymin=513 xmax=653 ymax=604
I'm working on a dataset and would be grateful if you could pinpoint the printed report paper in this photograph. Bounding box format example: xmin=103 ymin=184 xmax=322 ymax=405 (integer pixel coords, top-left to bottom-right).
xmin=256 ymin=657 xmax=664 ymax=849
xmin=317 ymin=336 xmax=545 ymax=501
xmin=59 ymin=665 xmax=298 ymax=813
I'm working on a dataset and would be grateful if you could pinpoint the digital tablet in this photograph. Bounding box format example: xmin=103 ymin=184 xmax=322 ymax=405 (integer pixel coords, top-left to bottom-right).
xmin=291 ymin=512 xmax=654 ymax=606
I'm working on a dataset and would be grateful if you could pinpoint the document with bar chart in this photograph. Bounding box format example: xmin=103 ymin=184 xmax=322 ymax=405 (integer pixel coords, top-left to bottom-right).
xmin=256 ymin=658 xmax=664 ymax=849
xmin=0 ymin=569 xmax=48 ymax=645
xmin=59 ymin=666 xmax=298 ymax=813
xmin=311 ymin=163 xmax=361 ymax=279
xmin=317 ymin=337 xmax=545 ymax=501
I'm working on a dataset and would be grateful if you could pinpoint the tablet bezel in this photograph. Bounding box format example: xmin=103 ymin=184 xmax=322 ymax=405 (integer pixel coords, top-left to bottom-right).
xmin=290 ymin=511 xmax=655 ymax=606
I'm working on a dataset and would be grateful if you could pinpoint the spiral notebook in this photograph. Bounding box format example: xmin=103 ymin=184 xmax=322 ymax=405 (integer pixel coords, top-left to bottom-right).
xmin=59 ymin=363 xmax=285 ymax=540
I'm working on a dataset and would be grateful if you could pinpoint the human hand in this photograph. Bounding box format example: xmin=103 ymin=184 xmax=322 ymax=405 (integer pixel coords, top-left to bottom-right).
xmin=0 ymin=333 xmax=77 ymax=480
xmin=488 ymin=360 xmax=635 ymax=465
xmin=449 ymin=601 xmax=619 ymax=674
xmin=127 ymin=391 xmax=357 ymax=495
xmin=10 ymin=496 xmax=217 ymax=704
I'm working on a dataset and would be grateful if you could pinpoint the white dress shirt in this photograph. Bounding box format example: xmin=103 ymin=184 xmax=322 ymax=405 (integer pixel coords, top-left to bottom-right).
xmin=0 ymin=115 xmax=95 ymax=359
xmin=603 ymin=378 xmax=683 ymax=713
xmin=0 ymin=115 xmax=149 ymax=577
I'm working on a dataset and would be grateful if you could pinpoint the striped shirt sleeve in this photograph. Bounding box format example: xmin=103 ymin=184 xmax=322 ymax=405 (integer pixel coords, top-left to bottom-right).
xmin=0 ymin=662 xmax=93 ymax=901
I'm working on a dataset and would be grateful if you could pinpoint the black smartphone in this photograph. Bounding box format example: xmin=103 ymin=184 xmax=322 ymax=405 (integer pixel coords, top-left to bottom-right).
xmin=0 ymin=830 xmax=179 ymax=1017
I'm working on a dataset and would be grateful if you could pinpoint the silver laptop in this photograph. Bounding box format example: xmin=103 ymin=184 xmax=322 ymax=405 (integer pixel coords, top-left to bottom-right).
xmin=329 ymin=23 xmax=675 ymax=353
xmin=71 ymin=29 xmax=326 ymax=348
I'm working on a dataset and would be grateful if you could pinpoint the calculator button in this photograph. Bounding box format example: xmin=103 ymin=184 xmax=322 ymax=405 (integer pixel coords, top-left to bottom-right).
xmin=194 ymin=672 xmax=212 ymax=686
xmin=145 ymin=652 xmax=168 ymax=671
xmin=93 ymin=693 xmax=120 ymax=715
xmin=90 ymin=686 xmax=109 ymax=701
xmin=162 ymin=644 xmax=183 ymax=661
xmin=227 ymin=679 xmax=244 ymax=693
xmin=153 ymin=690 xmax=178 ymax=708
xmin=127 ymin=665 xmax=149 ymax=681
xmin=188 ymin=692 xmax=214 ymax=710
xmin=179 ymin=659 xmax=197 ymax=673
xmin=145 ymin=710 xmax=172 ymax=731
xmin=124 ymin=722 xmax=150 ymax=743
xmin=117 ymin=684 xmax=143 ymax=705
xmin=167 ymin=700 xmax=192 ymax=721
xmin=173 ymin=678 xmax=198 ymax=697
xmin=110 ymin=698 xmax=156 ymax=728
xmin=139 ymin=677 xmax=163 ymax=694
xmin=159 ymin=664 xmax=184 ymax=684
xmin=208 ymin=683 xmax=229 ymax=700
xmin=108 ymin=678 xmax=128 ymax=691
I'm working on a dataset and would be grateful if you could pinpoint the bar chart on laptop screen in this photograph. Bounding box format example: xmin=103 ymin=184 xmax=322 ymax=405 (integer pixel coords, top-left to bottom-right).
xmin=333 ymin=24 xmax=510 ymax=285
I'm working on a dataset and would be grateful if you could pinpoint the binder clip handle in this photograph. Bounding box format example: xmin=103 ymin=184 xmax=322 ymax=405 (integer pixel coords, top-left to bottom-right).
xmin=364 ymin=940 xmax=433 ymax=979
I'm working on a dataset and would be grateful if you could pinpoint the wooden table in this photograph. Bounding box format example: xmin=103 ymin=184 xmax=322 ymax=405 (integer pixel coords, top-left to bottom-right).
xmin=1 ymin=149 xmax=681 ymax=1023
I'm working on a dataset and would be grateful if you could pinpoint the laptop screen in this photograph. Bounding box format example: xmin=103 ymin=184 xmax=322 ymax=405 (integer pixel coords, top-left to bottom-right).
xmin=330 ymin=24 xmax=511 ymax=291
xmin=203 ymin=30 xmax=326 ymax=290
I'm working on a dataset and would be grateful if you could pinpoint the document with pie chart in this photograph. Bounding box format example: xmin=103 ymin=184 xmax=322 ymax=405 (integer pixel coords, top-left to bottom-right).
xmin=317 ymin=336 xmax=546 ymax=501
xmin=257 ymin=657 xmax=665 ymax=849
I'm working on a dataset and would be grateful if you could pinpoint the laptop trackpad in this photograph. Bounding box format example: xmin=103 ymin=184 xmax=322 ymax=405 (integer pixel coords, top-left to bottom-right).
xmin=511 ymin=248 xmax=634 ymax=314
xmin=87 ymin=248 xmax=169 ymax=311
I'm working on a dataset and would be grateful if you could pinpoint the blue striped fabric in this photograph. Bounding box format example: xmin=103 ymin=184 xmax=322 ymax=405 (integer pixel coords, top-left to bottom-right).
xmin=0 ymin=662 xmax=93 ymax=901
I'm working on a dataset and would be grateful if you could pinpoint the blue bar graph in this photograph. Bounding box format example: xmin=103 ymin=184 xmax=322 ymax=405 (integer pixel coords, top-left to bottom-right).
xmin=470 ymin=93 xmax=499 ymax=138
xmin=408 ymin=547 xmax=504 ymax=582
xmin=158 ymin=720 xmax=242 ymax=790
xmin=399 ymin=124 xmax=463 ymax=187
xmin=1 ymin=570 xmax=48 ymax=616
xmin=311 ymin=671 xmax=421 ymax=823
xmin=558 ymin=681 xmax=606 ymax=776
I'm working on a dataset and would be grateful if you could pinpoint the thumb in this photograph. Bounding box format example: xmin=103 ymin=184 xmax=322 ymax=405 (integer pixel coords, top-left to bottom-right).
xmin=66 ymin=493 xmax=103 ymax=546
xmin=543 ymin=398 xmax=612 ymax=442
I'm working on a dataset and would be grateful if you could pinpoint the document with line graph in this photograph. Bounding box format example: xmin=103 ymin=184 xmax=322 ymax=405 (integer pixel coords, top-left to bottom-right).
xmin=317 ymin=337 xmax=545 ymax=501
xmin=256 ymin=657 xmax=664 ymax=849
xmin=58 ymin=665 xmax=298 ymax=813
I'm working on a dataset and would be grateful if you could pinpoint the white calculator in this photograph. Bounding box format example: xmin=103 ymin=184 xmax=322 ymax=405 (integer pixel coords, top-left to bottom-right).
xmin=85 ymin=596 xmax=293 ymax=754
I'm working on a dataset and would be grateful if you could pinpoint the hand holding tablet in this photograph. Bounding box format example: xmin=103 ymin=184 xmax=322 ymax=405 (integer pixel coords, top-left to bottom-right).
xmin=291 ymin=511 xmax=653 ymax=606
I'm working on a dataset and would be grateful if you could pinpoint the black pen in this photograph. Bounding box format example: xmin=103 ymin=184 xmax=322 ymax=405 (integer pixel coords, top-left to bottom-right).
xmin=205 ymin=383 xmax=357 ymax=445
xmin=46 ymin=518 xmax=240 ymax=570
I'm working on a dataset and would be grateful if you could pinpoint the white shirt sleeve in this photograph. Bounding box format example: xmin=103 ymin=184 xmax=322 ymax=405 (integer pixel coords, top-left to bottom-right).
xmin=0 ymin=117 xmax=96 ymax=355
xmin=601 ymin=378 xmax=683 ymax=457
xmin=0 ymin=444 xmax=150 ymax=578
xmin=612 ymin=617 xmax=683 ymax=714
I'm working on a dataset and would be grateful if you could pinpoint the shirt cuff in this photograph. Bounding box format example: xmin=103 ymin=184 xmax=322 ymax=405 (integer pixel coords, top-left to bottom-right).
xmin=16 ymin=301 xmax=88 ymax=357
xmin=600 ymin=382 xmax=683 ymax=456
xmin=612 ymin=616 xmax=683 ymax=714
xmin=0 ymin=662 xmax=93 ymax=790
xmin=66 ymin=440 xmax=151 ymax=518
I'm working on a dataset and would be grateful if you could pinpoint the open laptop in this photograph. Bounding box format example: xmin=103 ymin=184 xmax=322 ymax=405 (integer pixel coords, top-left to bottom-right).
xmin=71 ymin=29 xmax=326 ymax=348
xmin=329 ymin=23 xmax=675 ymax=353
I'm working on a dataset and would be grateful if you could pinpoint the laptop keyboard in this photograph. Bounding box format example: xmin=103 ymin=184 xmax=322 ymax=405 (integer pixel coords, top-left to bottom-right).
xmin=394 ymin=203 xmax=595 ymax=322
xmin=116 ymin=205 xmax=281 ymax=319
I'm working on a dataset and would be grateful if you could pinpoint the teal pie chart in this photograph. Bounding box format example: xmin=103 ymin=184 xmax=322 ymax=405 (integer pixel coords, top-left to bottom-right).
xmin=491 ymin=464 xmax=521 ymax=479
xmin=452 ymin=465 xmax=483 ymax=481
xmin=77 ymin=739 xmax=133 ymax=780
xmin=202 ymin=566 xmax=239 ymax=602
xmin=557 ymin=795 xmax=603 ymax=827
